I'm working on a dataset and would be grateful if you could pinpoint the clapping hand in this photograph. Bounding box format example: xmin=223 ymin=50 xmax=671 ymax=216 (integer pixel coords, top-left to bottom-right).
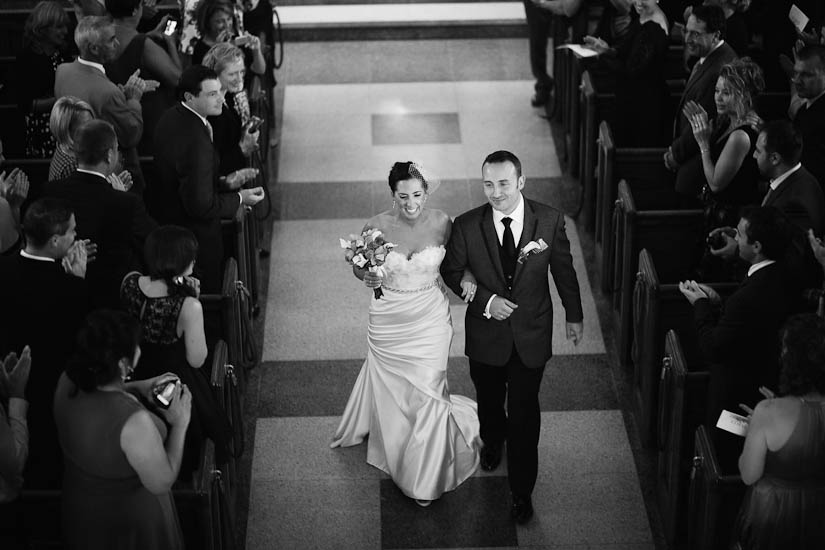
xmin=679 ymin=279 xmax=710 ymax=305
xmin=0 ymin=168 xmax=30 ymax=206
xmin=107 ymin=171 xmax=133 ymax=192
xmin=0 ymin=346 xmax=31 ymax=402
xmin=120 ymin=69 xmax=161 ymax=101
xmin=683 ymin=100 xmax=711 ymax=149
xmin=61 ymin=240 xmax=88 ymax=279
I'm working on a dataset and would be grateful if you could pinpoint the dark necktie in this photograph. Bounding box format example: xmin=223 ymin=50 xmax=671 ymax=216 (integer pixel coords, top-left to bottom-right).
xmin=501 ymin=217 xmax=516 ymax=286
xmin=206 ymin=121 xmax=214 ymax=143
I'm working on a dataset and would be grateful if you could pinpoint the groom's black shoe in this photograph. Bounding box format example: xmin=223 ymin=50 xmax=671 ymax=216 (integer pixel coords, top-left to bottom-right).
xmin=480 ymin=443 xmax=502 ymax=471
xmin=511 ymin=494 xmax=534 ymax=525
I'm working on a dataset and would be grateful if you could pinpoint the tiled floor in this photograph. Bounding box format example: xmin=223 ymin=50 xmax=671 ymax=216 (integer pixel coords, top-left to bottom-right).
xmin=246 ymin=22 xmax=654 ymax=549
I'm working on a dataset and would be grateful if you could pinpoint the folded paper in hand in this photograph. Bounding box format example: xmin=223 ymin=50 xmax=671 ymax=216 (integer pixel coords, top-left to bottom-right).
xmin=716 ymin=409 xmax=748 ymax=437
xmin=555 ymin=44 xmax=599 ymax=58
xmin=789 ymin=4 xmax=809 ymax=33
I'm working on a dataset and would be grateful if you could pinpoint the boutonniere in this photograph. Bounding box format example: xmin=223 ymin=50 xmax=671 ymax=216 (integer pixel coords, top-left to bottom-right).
xmin=517 ymin=238 xmax=549 ymax=264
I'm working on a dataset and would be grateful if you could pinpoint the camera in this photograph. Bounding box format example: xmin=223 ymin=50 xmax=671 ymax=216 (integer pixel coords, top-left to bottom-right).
xmin=246 ymin=116 xmax=264 ymax=133
xmin=706 ymin=232 xmax=728 ymax=250
xmin=164 ymin=19 xmax=177 ymax=36
xmin=153 ymin=381 xmax=177 ymax=409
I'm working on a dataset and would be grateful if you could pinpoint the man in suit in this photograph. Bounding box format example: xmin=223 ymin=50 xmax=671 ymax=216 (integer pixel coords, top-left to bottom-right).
xmin=664 ymin=5 xmax=737 ymax=203
xmin=679 ymin=206 xmax=796 ymax=468
xmin=54 ymin=15 xmax=158 ymax=196
xmin=0 ymin=197 xmax=89 ymax=488
xmin=44 ymin=119 xmax=157 ymax=308
xmin=149 ymin=65 xmax=264 ymax=293
xmin=441 ymin=150 xmax=584 ymax=524
xmin=791 ymin=45 xmax=825 ymax=189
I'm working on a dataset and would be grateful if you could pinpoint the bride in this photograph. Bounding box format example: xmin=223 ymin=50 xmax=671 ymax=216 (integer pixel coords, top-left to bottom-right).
xmin=331 ymin=161 xmax=481 ymax=506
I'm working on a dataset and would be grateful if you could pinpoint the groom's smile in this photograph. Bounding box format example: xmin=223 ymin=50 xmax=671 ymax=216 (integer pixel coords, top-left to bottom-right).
xmin=482 ymin=160 xmax=525 ymax=215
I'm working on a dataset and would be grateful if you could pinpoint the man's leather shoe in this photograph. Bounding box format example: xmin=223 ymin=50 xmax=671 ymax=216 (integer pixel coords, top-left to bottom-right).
xmin=480 ymin=443 xmax=502 ymax=471
xmin=511 ymin=494 xmax=534 ymax=524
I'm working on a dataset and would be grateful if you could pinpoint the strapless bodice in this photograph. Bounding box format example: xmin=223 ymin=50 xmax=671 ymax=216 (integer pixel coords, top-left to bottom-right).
xmin=382 ymin=245 xmax=445 ymax=291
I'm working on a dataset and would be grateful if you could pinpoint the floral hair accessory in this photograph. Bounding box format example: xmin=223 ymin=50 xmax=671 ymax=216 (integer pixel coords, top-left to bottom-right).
xmin=408 ymin=162 xmax=441 ymax=194
xmin=517 ymin=238 xmax=549 ymax=264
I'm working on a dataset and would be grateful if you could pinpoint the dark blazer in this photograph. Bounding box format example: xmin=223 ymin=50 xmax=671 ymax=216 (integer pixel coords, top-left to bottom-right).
xmin=441 ymin=198 xmax=583 ymax=368
xmin=794 ymin=95 xmax=825 ymax=190
xmin=150 ymin=103 xmax=241 ymax=293
xmin=671 ymin=42 xmax=738 ymax=164
xmin=208 ymin=92 xmax=248 ymax=177
xmin=694 ymin=262 xmax=794 ymax=419
xmin=43 ymin=170 xmax=156 ymax=308
xmin=0 ymin=254 xmax=89 ymax=488
xmin=762 ymin=165 xmax=825 ymax=235
xmin=54 ymin=60 xmax=146 ymax=196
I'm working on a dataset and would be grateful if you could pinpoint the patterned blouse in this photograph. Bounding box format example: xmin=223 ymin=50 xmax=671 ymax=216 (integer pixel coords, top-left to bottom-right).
xmin=120 ymin=272 xmax=186 ymax=345
xmin=49 ymin=146 xmax=77 ymax=182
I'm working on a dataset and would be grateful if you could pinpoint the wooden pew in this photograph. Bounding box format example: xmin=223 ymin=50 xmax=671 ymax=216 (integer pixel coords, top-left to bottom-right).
xmin=209 ymin=340 xmax=242 ymax=512
xmin=595 ymin=122 xmax=672 ymax=293
xmin=633 ymin=248 xmax=738 ymax=447
xmin=200 ymin=257 xmax=246 ymax=376
xmin=611 ymin=180 xmax=703 ymax=367
xmin=175 ymin=439 xmax=231 ymax=550
xmin=687 ymin=425 xmax=746 ymax=550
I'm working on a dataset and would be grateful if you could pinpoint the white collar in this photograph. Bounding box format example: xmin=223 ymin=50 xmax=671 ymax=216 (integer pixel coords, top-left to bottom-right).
xmin=77 ymin=57 xmax=106 ymax=75
xmin=491 ymin=193 xmax=525 ymax=226
xmin=747 ymin=259 xmax=775 ymax=277
xmin=769 ymin=163 xmax=802 ymax=191
xmin=699 ymin=40 xmax=725 ymax=65
xmin=20 ymin=250 xmax=56 ymax=262
xmin=181 ymin=101 xmax=210 ymax=128
xmin=76 ymin=168 xmax=109 ymax=181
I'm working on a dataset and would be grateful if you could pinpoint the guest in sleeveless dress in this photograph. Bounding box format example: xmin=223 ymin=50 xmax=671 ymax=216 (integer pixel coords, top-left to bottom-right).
xmin=105 ymin=0 xmax=183 ymax=154
xmin=54 ymin=309 xmax=192 ymax=550
xmin=121 ymin=225 xmax=230 ymax=480
xmin=48 ymin=96 xmax=95 ymax=182
xmin=14 ymin=1 xmax=72 ymax=159
xmin=735 ymin=313 xmax=825 ymax=549
xmin=331 ymin=162 xmax=481 ymax=506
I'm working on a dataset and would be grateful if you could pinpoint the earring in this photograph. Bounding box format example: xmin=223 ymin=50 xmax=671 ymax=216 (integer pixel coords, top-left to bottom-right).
xmin=393 ymin=200 xmax=397 ymax=209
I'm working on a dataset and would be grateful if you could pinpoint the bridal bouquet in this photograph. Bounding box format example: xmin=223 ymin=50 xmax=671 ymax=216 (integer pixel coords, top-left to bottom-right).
xmin=340 ymin=228 xmax=396 ymax=299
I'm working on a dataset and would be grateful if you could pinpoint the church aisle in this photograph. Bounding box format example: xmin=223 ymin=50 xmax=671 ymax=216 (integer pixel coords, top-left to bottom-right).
xmin=245 ymin=34 xmax=655 ymax=549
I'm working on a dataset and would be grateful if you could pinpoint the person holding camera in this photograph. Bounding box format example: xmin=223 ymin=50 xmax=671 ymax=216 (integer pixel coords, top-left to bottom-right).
xmin=54 ymin=309 xmax=190 ymax=550
xmin=120 ymin=225 xmax=230 ymax=479
xmin=191 ymin=0 xmax=266 ymax=78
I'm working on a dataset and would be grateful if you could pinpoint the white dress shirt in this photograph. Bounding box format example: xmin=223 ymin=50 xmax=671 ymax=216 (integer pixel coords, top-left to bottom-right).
xmin=747 ymin=259 xmax=775 ymax=278
xmin=484 ymin=194 xmax=525 ymax=318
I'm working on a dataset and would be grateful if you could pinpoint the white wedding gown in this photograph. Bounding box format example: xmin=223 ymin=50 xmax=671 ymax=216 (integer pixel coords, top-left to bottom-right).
xmin=331 ymin=245 xmax=481 ymax=500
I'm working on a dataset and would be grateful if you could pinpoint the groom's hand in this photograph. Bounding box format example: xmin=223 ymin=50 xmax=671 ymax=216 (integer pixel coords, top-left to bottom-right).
xmin=566 ymin=322 xmax=583 ymax=345
xmin=489 ymin=296 xmax=518 ymax=321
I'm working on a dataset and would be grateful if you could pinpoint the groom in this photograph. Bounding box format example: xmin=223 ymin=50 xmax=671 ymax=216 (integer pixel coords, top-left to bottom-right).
xmin=441 ymin=150 xmax=583 ymax=524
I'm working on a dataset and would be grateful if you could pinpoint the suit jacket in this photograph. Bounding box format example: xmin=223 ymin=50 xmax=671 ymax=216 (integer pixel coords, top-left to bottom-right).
xmin=671 ymin=42 xmax=738 ymax=164
xmin=441 ymin=199 xmax=583 ymax=368
xmin=762 ymin=165 xmax=825 ymax=235
xmin=54 ymin=60 xmax=145 ymax=196
xmin=43 ymin=171 xmax=156 ymax=308
xmin=794 ymin=95 xmax=825 ymax=190
xmin=694 ymin=262 xmax=794 ymax=418
xmin=0 ymin=254 xmax=89 ymax=488
xmin=149 ymin=103 xmax=241 ymax=292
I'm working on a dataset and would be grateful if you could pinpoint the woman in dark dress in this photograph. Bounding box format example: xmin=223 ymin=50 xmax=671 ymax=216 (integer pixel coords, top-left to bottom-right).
xmin=120 ymin=225 xmax=230 ymax=478
xmin=583 ymin=0 xmax=672 ymax=147
xmin=14 ymin=1 xmax=72 ymax=159
xmin=735 ymin=313 xmax=825 ymax=549
xmin=104 ymin=0 xmax=182 ymax=154
xmin=192 ymin=0 xmax=266 ymax=79
xmin=54 ymin=310 xmax=190 ymax=550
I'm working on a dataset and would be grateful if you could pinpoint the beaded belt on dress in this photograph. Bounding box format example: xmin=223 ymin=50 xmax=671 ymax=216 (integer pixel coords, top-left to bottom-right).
xmin=382 ymin=280 xmax=440 ymax=294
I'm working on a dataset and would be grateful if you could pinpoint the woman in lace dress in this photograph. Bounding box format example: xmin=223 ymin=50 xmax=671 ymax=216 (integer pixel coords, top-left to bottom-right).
xmin=331 ymin=162 xmax=480 ymax=506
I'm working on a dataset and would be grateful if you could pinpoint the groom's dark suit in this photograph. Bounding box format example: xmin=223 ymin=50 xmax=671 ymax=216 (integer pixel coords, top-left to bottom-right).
xmin=441 ymin=196 xmax=583 ymax=499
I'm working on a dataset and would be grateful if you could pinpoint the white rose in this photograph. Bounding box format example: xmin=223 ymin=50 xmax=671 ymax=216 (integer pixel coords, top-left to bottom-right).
xmin=339 ymin=238 xmax=351 ymax=249
xmin=352 ymin=254 xmax=367 ymax=268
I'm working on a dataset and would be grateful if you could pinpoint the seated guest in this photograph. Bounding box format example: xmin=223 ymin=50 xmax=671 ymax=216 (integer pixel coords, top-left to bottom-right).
xmin=44 ymin=119 xmax=157 ymax=308
xmin=54 ymin=15 xmax=159 ymax=196
xmin=0 ymin=347 xmax=31 ymax=503
xmin=105 ymin=0 xmax=182 ymax=154
xmin=791 ymin=45 xmax=825 ymax=189
xmin=0 ymin=197 xmax=89 ymax=489
xmin=14 ymin=1 xmax=72 ymax=159
xmin=48 ymin=96 xmax=95 ymax=182
xmin=0 ymin=146 xmax=31 ymax=255
xmin=121 ymin=225 xmax=229 ymax=478
xmin=686 ymin=58 xmax=764 ymax=230
xmin=150 ymin=65 xmax=263 ymax=293
xmin=679 ymin=206 xmax=796 ymax=468
xmin=665 ymin=5 xmax=738 ymax=204
xmin=583 ymin=0 xmax=672 ymax=147
xmin=191 ymin=0 xmax=266 ymax=78
xmin=202 ymin=42 xmax=260 ymax=176
xmin=55 ymin=309 xmax=190 ymax=549
xmin=734 ymin=313 xmax=825 ymax=550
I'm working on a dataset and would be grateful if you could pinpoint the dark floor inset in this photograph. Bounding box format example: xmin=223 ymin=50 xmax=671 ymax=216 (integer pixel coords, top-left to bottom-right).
xmin=380 ymin=476 xmax=517 ymax=549
xmin=372 ymin=113 xmax=462 ymax=145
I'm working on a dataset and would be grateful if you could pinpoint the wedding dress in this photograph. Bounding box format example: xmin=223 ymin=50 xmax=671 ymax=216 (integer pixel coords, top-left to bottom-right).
xmin=331 ymin=245 xmax=480 ymax=500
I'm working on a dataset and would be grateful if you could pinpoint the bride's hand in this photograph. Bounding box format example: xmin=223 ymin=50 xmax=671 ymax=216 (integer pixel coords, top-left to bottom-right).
xmin=460 ymin=279 xmax=477 ymax=303
xmin=363 ymin=269 xmax=383 ymax=289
